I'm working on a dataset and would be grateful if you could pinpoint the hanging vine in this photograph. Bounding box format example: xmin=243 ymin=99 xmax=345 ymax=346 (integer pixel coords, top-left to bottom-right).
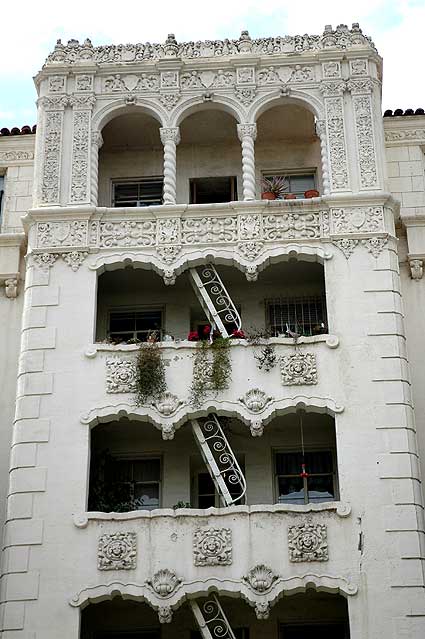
xmin=135 ymin=339 xmax=166 ymax=405
xmin=190 ymin=337 xmax=231 ymax=407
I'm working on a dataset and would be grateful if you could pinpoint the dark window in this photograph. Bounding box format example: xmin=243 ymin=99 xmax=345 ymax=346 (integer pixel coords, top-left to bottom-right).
xmin=96 ymin=632 xmax=160 ymax=639
xmin=192 ymin=629 xmax=248 ymax=639
xmin=112 ymin=178 xmax=163 ymax=207
xmin=267 ymin=296 xmax=327 ymax=337
xmin=194 ymin=464 xmax=245 ymax=508
xmin=275 ymin=451 xmax=337 ymax=505
xmin=263 ymin=172 xmax=316 ymax=199
xmin=106 ymin=457 xmax=161 ymax=511
xmin=0 ymin=175 xmax=4 ymax=225
xmin=190 ymin=176 xmax=237 ymax=204
xmin=280 ymin=623 xmax=348 ymax=639
xmin=108 ymin=309 xmax=163 ymax=343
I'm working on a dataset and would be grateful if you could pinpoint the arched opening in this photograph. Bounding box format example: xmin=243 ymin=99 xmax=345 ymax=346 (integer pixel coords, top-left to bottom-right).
xmin=87 ymin=410 xmax=338 ymax=512
xmin=177 ymin=108 xmax=240 ymax=204
xmin=94 ymin=259 xmax=328 ymax=344
xmin=255 ymin=103 xmax=322 ymax=199
xmin=98 ymin=112 xmax=163 ymax=208
xmin=80 ymin=592 xmax=350 ymax=638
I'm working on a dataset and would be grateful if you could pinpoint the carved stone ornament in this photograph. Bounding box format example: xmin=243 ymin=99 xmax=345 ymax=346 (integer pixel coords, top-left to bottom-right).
xmin=4 ymin=279 xmax=18 ymax=299
xmin=385 ymin=129 xmax=425 ymax=143
xmin=333 ymin=238 xmax=359 ymax=259
xmin=159 ymin=92 xmax=181 ymax=111
xmin=351 ymin=94 xmax=378 ymax=188
xmin=238 ymin=242 xmax=264 ymax=261
xmin=193 ymin=528 xmax=232 ymax=566
xmin=239 ymin=388 xmax=273 ymax=413
xmin=288 ymin=522 xmax=328 ymax=562
xmin=98 ymin=532 xmax=137 ymax=570
xmin=281 ymin=353 xmax=317 ymax=385
xmin=41 ymin=109 xmax=64 ymax=204
xmin=362 ymin=237 xmax=387 ymax=257
xmin=147 ymin=569 xmax=181 ymax=596
xmin=331 ymin=206 xmax=384 ymax=234
xmin=322 ymin=61 xmax=340 ymax=78
xmin=32 ymin=252 xmax=59 ymax=269
xmin=235 ymin=87 xmax=257 ymax=106
xmin=0 ymin=150 xmax=34 ymax=161
xmin=151 ymin=392 xmax=184 ymax=416
xmin=106 ymin=358 xmax=137 ymax=393
xmin=250 ymin=420 xmax=264 ymax=437
xmin=409 ymin=258 xmax=423 ymax=280
xmin=244 ymin=564 xmax=278 ymax=592
xmin=156 ymin=245 xmax=182 ymax=265
xmin=158 ymin=606 xmax=173 ymax=624
xmin=62 ymin=251 xmax=88 ymax=271
xmin=324 ymin=96 xmax=349 ymax=190
xmin=350 ymin=59 xmax=368 ymax=76
xmin=255 ymin=602 xmax=270 ymax=620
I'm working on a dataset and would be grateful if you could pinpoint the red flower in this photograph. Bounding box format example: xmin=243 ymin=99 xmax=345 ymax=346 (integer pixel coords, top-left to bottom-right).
xmin=231 ymin=329 xmax=246 ymax=339
xmin=202 ymin=324 xmax=211 ymax=336
xmin=187 ymin=331 xmax=199 ymax=342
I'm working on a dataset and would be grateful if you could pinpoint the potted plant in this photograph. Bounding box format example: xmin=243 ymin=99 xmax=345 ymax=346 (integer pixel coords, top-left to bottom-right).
xmin=304 ymin=189 xmax=320 ymax=198
xmin=261 ymin=176 xmax=289 ymax=200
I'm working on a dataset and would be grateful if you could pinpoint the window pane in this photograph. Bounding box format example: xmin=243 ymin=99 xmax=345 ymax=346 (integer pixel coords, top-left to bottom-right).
xmin=276 ymin=452 xmax=303 ymax=475
xmin=190 ymin=177 xmax=237 ymax=204
xmin=198 ymin=494 xmax=216 ymax=509
xmin=198 ymin=472 xmax=215 ymax=494
xmin=135 ymin=311 xmax=162 ymax=331
xmin=288 ymin=174 xmax=315 ymax=195
xmin=277 ymin=476 xmax=305 ymax=504
xmin=307 ymin=475 xmax=335 ymax=502
xmin=110 ymin=460 xmax=133 ymax=482
xmin=110 ymin=313 xmax=136 ymax=332
xmin=305 ymin=451 xmax=333 ymax=474
xmin=281 ymin=624 xmax=346 ymax=639
xmin=134 ymin=483 xmax=159 ymax=509
xmin=133 ymin=459 xmax=160 ymax=482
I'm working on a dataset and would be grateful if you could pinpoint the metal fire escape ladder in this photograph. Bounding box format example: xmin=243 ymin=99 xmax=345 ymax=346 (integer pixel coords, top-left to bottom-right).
xmin=190 ymin=594 xmax=237 ymax=639
xmin=189 ymin=264 xmax=242 ymax=338
xmin=191 ymin=415 xmax=247 ymax=507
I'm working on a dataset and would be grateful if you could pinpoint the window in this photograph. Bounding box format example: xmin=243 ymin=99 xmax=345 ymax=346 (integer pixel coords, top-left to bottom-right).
xmin=190 ymin=176 xmax=237 ymax=204
xmin=106 ymin=457 xmax=161 ymax=511
xmin=275 ymin=451 xmax=337 ymax=505
xmin=263 ymin=172 xmax=316 ymax=198
xmin=112 ymin=178 xmax=163 ymax=207
xmin=192 ymin=629 xmax=248 ymax=639
xmin=193 ymin=466 xmax=245 ymax=508
xmin=280 ymin=623 xmax=348 ymax=639
xmin=108 ymin=308 xmax=163 ymax=342
xmin=97 ymin=632 xmax=160 ymax=639
xmin=267 ymin=296 xmax=327 ymax=337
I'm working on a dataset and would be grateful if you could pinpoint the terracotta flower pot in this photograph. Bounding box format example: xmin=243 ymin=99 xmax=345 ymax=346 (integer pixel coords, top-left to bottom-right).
xmin=304 ymin=189 xmax=320 ymax=198
xmin=261 ymin=191 xmax=277 ymax=200
xmin=283 ymin=193 xmax=297 ymax=200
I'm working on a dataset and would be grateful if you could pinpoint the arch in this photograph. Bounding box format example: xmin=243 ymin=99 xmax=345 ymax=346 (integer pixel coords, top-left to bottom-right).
xmin=92 ymin=99 xmax=167 ymax=135
xmin=250 ymin=90 xmax=324 ymax=123
xmin=172 ymin=95 xmax=244 ymax=127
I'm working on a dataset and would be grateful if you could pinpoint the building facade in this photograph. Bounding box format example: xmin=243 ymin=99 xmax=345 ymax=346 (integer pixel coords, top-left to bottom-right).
xmin=1 ymin=23 xmax=425 ymax=639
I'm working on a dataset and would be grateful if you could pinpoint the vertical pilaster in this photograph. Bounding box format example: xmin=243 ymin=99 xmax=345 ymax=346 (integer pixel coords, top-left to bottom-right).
xmin=69 ymin=95 xmax=96 ymax=205
xmin=39 ymin=96 xmax=68 ymax=205
xmin=237 ymin=123 xmax=257 ymax=201
xmin=90 ymin=131 xmax=103 ymax=206
xmin=319 ymin=80 xmax=350 ymax=192
xmin=316 ymin=119 xmax=330 ymax=195
xmin=347 ymin=79 xmax=379 ymax=190
xmin=160 ymin=127 xmax=180 ymax=205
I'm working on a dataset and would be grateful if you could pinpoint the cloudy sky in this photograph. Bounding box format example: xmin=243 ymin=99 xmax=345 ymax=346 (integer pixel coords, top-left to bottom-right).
xmin=0 ymin=0 xmax=423 ymax=128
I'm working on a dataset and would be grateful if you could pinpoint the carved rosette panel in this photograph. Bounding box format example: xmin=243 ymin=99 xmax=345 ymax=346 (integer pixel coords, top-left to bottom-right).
xmin=41 ymin=109 xmax=64 ymax=203
xmin=352 ymin=94 xmax=378 ymax=189
xmin=330 ymin=206 xmax=384 ymax=234
xmin=324 ymin=97 xmax=349 ymax=191
xmin=288 ymin=523 xmax=328 ymax=562
xmin=106 ymin=358 xmax=137 ymax=393
xmin=263 ymin=213 xmax=320 ymax=240
xmin=281 ymin=353 xmax=317 ymax=385
xmin=193 ymin=528 xmax=232 ymax=566
xmin=37 ymin=220 xmax=88 ymax=248
xmin=98 ymin=532 xmax=137 ymax=570
xmin=70 ymin=108 xmax=91 ymax=203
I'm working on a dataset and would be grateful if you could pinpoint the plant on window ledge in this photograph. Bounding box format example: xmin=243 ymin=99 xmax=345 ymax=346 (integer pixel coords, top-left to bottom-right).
xmin=173 ymin=501 xmax=191 ymax=509
xmin=189 ymin=336 xmax=231 ymax=407
xmin=246 ymin=327 xmax=277 ymax=372
xmin=88 ymin=450 xmax=140 ymax=513
xmin=135 ymin=334 xmax=166 ymax=405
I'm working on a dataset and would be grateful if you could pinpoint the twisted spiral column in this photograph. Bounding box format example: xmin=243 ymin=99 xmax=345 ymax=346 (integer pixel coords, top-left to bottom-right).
xmin=316 ymin=119 xmax=330 ymax=195
xmin=237 ymin=123 xmax=257 ymax=201
xmin=160 ymin=127 xmax=180 ymax=205
xmin=90 ymin=130 xmax=103 ymax=206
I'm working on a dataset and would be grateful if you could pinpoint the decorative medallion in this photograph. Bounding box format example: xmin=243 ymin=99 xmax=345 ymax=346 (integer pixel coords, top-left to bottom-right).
xmin=98 ymin=532 xmax=137 ymax=570
xmin=193 ymin=527 xmax=232 ymax=566
xmin=106 ymin=358 xmax=137 ymax=393
xmin=280 ymin=353 xmax=317 ymax=385
xmin=288 ymin=523 xmax=328 ymax=562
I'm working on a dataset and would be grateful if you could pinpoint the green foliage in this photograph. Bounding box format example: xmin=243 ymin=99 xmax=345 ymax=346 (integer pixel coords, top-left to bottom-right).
xmin=190 ymin=337 xmax=231 ymax=407
xmin=173 ymin=501 xmax=191 ymax=509
xmin=135 ymin=340 xmax=166 ymax=405
xmin=246 ymin=326 xmax=277 ymax=372
xmin=88 ymin=450 xmax=138 ymax=513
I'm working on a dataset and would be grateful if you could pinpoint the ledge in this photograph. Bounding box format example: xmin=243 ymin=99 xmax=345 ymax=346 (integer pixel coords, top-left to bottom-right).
xmin=73 ymin=501 xmax=351 ymax=527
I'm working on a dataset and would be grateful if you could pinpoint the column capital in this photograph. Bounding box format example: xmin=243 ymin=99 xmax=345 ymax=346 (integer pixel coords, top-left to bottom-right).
xmin=237 ymin=123 xmax=257 ymax=141
xmin=160 ymin=127 xmax=181 ymax=145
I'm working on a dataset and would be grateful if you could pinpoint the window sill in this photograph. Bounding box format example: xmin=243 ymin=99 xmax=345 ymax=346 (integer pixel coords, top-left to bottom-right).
xmin=85 ymin=334 xmax=339 ymax=357
xmin=73 ymin=501 xmax=350 ymax=527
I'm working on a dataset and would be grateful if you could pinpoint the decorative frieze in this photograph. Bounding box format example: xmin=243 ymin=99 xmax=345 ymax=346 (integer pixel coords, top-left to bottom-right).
xmin=288 ymin=522 xmax=328 ymax=562
xmin=106 ymin=358 xmax=137 ymax=393
xmin=37 ymin=220 xmax=88 ymax=248
xmin=331 ymin=206 xmax=384 ymax=234
xmin=281 ymin=353 xmax=317 ymax=385
xmin=98 ymin=532 xmax=137 ymax=570
xmin=263 ymin=213 xmax=321 ymax=239
xmin=351 ymin=92 xmax=378 ymax=189
xmin=41 ymin=109 xmax=65 ymax=204
xmin=0 ymin=150 xmax=34 ymax=162
xmin=70 ymin=109 xmax=91 ymax=203
xmin=323 ymin=95 xmax=349 ymax=191
xmin=193 ymin=527 xmax=232 ymax=566
xmin=385 ymin=128 xmax=425 ymax=143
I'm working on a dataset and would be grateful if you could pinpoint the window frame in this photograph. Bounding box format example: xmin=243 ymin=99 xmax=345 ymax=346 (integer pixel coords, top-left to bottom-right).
xmin=279 ymin=621 xmax=349 ymax=639
xmin=106 ymin=453 xmax=163 ymax=512
xmin=189 ymin=175 xmax=238 ymax=204
xmin=261 ymin=168 xmax=317 ymax=199
xmin=265 ymin=295 xmax=328 ymax=337
xmin=107 ymin=305 xmax=165 ymax=343
xmin=192 ymin=458 xmax=246 ymax=508
xmin=111 ymin=176 xmax=164 ymax=208
xmin=273 ymin=447 xmax=339 ymax=506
